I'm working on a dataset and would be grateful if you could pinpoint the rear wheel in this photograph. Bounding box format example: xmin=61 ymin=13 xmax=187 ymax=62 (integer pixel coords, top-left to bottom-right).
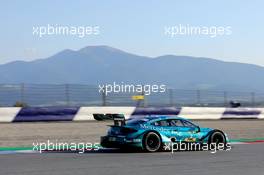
xmin=143 ymin=132 xmax=161 ymax=152
xmin=208 ymin=130 xmax=226 ymax=149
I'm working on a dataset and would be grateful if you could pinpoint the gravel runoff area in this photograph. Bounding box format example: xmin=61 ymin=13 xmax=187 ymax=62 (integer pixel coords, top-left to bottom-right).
xmin=0 ymin=120 xmax=264 ymax=147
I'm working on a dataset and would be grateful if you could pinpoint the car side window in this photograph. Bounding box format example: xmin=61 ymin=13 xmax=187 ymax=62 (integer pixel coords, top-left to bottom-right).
xmin=152 ymin=120 xmax=169 ymax=126
xmin=152 ymin=121 xmax=160 ymax=126
xmin=181 ymin=120 xmax=196 ymax=128
xmin=167 ymin=119 xmax=184 ymax=126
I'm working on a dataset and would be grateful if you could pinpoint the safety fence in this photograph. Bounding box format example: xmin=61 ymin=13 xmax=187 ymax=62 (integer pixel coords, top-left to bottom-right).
xmin=0 ymin=84 xmax=264 ymax=107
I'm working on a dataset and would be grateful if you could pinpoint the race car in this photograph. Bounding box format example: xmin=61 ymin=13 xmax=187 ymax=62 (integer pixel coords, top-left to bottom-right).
xmin=100 ymin=115 xmax=229 ymax=152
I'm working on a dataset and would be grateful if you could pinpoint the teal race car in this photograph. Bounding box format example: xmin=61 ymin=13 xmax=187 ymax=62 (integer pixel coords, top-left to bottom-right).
xmin=100 ymin=115 xmax=229 ymax=152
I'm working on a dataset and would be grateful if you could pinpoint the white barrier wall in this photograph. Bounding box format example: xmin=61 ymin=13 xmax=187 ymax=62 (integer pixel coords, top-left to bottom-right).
xmin=179 ymin=107 xmax=226 ymax=119
xmin=0 ymin=106 xmax=263 ymax=122
xmin=0 ymin=107 xmax=21 ymax=122
xmin=259 ymin=109 xmax=264 ymax=119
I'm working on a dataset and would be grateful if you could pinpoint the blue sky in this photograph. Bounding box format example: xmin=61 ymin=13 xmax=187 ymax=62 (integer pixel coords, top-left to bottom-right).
xmin=0 ymin=0 xmax=264 ymax=65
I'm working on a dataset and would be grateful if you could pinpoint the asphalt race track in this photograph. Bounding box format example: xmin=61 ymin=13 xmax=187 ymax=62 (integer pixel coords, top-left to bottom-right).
xmin=0 ymin=120 xmax=264 ymax=175
xmin=1 ymin=120 xmax=264 ymax=147
xmin=0 ymin=144 xmax=263 ymax=175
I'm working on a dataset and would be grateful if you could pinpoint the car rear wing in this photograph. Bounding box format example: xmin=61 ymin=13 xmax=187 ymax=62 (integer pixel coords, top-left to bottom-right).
xmin=93 ymin=113 xmax=126 ymax=121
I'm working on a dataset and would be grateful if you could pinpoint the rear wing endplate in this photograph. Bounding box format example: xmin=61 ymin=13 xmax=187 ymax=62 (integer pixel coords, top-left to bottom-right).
xmin=112 ymin=114 xmax=126 ymax=126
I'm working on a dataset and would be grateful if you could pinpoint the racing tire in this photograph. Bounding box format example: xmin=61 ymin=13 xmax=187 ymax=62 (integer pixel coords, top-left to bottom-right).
xmin=208 ymin=130 xmax=227 ymax=150
xmin=143 ymin=132 xmax=162 ymax=152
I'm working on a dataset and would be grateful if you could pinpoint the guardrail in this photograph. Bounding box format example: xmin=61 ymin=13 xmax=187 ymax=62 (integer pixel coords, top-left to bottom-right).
xmin=0 ymin=106 xmax=263 ymax=122
xmin=1 ymin=84 xmax=264 ymax=107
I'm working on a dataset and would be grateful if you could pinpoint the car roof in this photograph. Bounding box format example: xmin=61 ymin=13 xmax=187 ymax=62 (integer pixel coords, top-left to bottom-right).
xmin=126 ymin=115 xmax=194 ymax=126
xmin=131 ymin=115 xmax=187 ymax=121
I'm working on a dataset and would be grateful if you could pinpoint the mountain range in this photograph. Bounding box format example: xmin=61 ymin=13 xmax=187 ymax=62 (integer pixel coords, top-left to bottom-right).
xmin=0 ymin=45 xmax=264 ymax=92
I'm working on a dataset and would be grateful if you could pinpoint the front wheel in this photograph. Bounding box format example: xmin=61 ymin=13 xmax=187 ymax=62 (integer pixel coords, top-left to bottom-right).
xmin=143 ymin=132 xmax=162 ymax=152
